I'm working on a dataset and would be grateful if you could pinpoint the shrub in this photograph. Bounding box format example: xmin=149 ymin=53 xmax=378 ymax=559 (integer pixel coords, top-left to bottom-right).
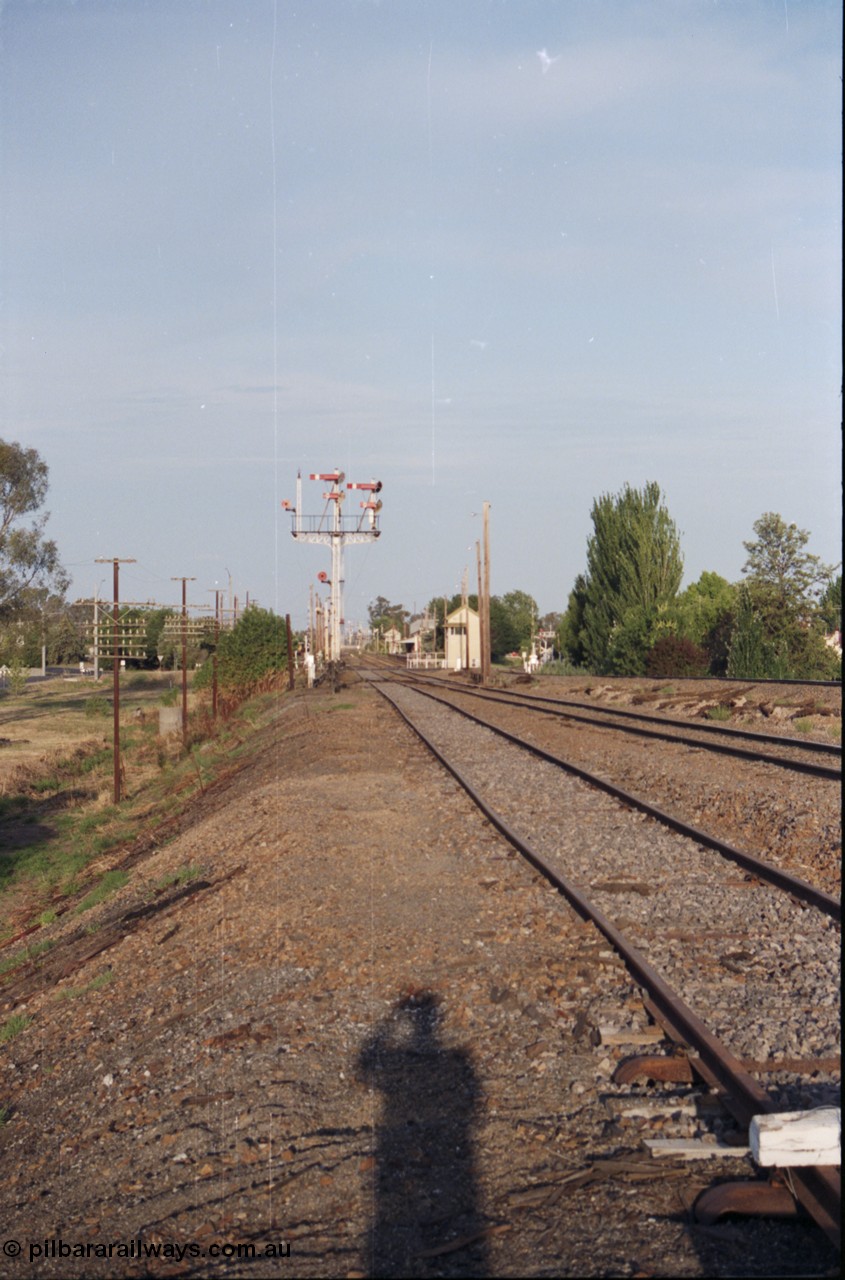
xmin=645 ymin=635 xmax=709 ymax=678
xmin=84 ymin=696 xmax=111 ymax=718
xmin=194 ymin=607 xmax=288 ymax=694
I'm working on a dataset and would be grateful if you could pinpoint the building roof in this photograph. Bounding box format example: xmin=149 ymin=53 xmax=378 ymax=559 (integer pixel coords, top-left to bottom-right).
xmin=445 ymin=604 xmax=479 ymax=624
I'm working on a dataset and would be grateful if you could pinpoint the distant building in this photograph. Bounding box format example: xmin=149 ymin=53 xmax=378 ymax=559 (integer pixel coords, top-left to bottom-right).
xmin=445 ymin=604 xmax=480 ymax=670
xmin=402 ymin=613 xmax=436 ymax=657
xmin=381 ymin=626 xmax=403 ymax=654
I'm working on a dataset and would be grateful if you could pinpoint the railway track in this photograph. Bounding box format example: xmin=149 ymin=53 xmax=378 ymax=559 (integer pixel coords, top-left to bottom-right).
xmin=358 ymin=658 xmax=841 ymax=903
xmin=361 ymin=658 xmax=841 ymax=780
xmin=359 ymin=667 xmax=840 ymax=1247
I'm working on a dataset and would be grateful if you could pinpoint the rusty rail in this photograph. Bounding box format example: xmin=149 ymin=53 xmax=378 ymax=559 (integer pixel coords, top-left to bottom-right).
xmin=371 ymin=677 xmax=841 ymax=1249
xmin=393 ymin=667 xmax=841 ymax=778
xmin=375 ymin=675 xmax=840 ymax=922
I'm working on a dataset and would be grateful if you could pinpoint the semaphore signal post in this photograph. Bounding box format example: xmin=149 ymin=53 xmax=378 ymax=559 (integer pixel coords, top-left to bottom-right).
xmin=284 ymin=470 xmax=383 ymax=664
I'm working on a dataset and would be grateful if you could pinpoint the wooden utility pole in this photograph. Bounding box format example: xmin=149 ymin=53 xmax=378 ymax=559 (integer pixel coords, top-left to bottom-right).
xmin=461 ymin=567 xmax=469 ymax=672
xmin=208 ymin=589 xmax=221 ymax=720
xmin=475 ymin=539 xmax=485 ymax=684
xmin=286 ymin=614 xmax=295 ymax=690
xmin=171 ymin=577 xmax=196 ymax=743
xmin=482 ymin=501 xmax=491 ymax=682
xmin=95 ymin=557 xmax=136 ymax=803
xmin=93 ymin=584 xmax=100 ymax=681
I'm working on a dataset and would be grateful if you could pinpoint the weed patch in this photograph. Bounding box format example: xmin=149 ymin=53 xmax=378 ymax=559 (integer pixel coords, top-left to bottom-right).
xmin=0 ymin=937 xmax=55 ymax=977
xmin=56 ymin=970 xmax=113 ymax=1000
xmin=706 ymin=706 xmax=732 ymax=721
xmin=155 ymin=864 xmax=203 ymax=891
xmin=0 ymin=1013 xmax=31 ymax=1043
xmin=73 ymin=870 xmax=129 ymax=915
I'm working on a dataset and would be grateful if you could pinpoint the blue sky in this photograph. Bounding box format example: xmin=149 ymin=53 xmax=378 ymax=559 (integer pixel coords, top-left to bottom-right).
xmin=1 ymin=0 xmax=841 ymax=629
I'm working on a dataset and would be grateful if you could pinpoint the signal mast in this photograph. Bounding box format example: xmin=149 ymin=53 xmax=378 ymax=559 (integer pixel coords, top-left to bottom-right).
xmin=284 ymin=470 xmax=383 ymax=662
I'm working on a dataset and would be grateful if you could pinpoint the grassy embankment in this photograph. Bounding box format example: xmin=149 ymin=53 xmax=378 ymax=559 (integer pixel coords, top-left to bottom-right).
xmin=0 ymin=671 xmax=283 ymax=950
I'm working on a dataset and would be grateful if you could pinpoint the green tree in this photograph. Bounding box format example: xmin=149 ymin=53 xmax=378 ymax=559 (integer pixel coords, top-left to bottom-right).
xmin=727 ymin=585 xmax=789 ymax=679
xmin=738 ymin=514 xmax=839 ymax=675
xmin=499 ymin=590 xmax=538 ymax=653
xmin=368 ymin=596 xmax=409 ymax=637
xmin=142 ymin=607 xmax=179 ymax=668
xmin=742 ymin=513 xmax=837 ymax=617
xmin=579 ymin=481 xmax=684 ymax=674
xmin=194 ymin=606 xmax=288 ymax=693
xmin=818 ymin=574 xmax=841 ymax=632
xmin=482 ymin=590 xmax=538 ymax=661
xmin=0 ymin=439 xmax=68 ymax=615
xmin=557 ymin=574 xmax=588 ymax=666
xmin=670 ymin=572 xmax=737 ymax=645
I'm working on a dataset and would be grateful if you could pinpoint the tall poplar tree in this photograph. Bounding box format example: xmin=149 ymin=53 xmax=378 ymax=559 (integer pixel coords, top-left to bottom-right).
xmin=579 ymin=481 xmax=683 ymax=673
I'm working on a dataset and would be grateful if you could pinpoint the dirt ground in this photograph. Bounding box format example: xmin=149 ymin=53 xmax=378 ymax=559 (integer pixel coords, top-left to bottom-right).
xmin=0 ymin=675 xmax=839 ymax=1278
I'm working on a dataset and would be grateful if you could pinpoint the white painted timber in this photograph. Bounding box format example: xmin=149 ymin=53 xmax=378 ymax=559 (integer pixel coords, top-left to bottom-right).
xmin=644 ymin=1139 xmax=750 ymax=1160
xmin=750 ymin=1107 xmax=840 ymax=1167
xmin=598 ymin=1025 xmax=665 ymax=1046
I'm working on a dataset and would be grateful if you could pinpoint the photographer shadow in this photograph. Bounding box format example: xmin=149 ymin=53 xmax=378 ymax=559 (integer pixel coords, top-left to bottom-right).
xmin=357 ymin=991 xmax=487 ymax=1278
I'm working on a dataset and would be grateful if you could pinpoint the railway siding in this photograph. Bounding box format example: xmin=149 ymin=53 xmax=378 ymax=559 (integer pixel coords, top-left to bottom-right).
xmin=377 ymin=682 xmax=840 ymax=1094
xmin=398 ymin=677 xmax=841 ymax=899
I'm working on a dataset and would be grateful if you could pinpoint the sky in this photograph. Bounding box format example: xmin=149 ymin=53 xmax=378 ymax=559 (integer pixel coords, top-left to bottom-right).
xmin=1 ymin=0 xmax=841 ymax=632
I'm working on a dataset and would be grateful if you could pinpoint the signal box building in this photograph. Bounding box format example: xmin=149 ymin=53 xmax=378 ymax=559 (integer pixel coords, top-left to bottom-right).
xmin=381 ymin=626 xmax=403 ymax=655
xmin=444 ymin=604 xmax=481 ymax=670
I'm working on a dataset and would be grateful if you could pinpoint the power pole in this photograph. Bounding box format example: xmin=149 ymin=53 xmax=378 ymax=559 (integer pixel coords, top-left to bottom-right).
xmin=93 ymin=584 xmax=100 ymax=681
xmin=461 ymin=567 xmax=469 ymax=672
xmin=482 ymin=501 xmax=492 ymax=682
xmin=171 ymin=577 xmax=196 ymax=743
xmin=476 ymin=539 xmax=485 ymax=683
xmin=95 ymin=557 xmax=136 ymax=803
xmin=208 ymin=589 xmax=222 ymax=720
xmin=286 ymin=469 xmax=383 ymax=665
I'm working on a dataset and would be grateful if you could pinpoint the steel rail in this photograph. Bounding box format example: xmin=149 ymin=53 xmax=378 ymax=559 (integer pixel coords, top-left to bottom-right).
xmin=370 ymin=672 xmax=840 ymax=920
xmin=391 ymin=670 xmax=841 ymax=778
xmin=461 ymin=679 xmax=840 ymax=757
xmin=371 ymin=677 xmax=841 ymax=1249
xmin=357 ymin=655 xmax=841 ymax=691
xmin=622 ymin=674 xmax=841 ymax=689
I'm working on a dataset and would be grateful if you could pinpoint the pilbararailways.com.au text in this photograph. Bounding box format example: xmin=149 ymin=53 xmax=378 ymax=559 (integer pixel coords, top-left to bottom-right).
xmin=3 ymin=1237 xmax=291 ymax=1264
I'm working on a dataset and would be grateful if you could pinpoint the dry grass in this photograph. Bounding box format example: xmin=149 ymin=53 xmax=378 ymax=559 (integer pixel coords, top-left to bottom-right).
xmin=0 ymin=672 xmax=284 ymax=936
xmin=0 ymin=672 xmax=185 ymax=789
